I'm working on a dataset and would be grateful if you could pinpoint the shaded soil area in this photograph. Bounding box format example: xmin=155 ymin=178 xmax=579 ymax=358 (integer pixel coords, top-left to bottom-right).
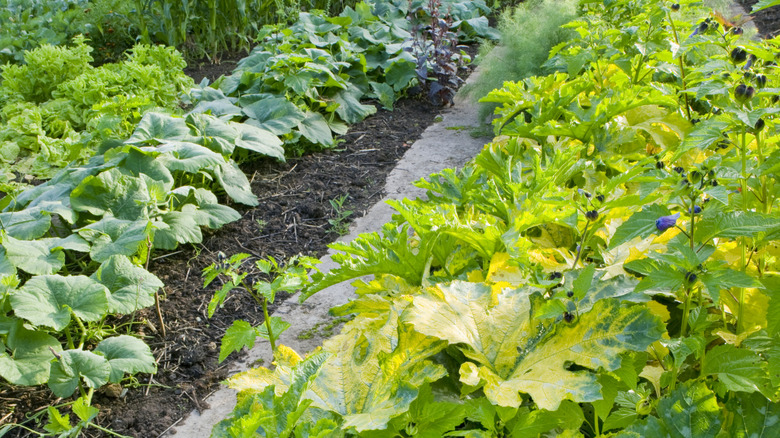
xmin=0 ymin=78 xmax=465 ymax=437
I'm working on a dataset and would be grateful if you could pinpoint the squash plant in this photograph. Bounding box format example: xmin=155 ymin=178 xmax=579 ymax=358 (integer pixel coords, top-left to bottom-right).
xmin=212 ymin=0 xmax=780 ymax=436
xmin=206 ymin=1 xmax=497 ymax=154
xmin=0 ymin=108 xmax=284 ymax=411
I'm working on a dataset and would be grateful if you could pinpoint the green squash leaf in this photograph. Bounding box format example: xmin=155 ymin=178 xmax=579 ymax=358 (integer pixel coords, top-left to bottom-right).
xmin=0 ymin=209 xmax=51 ymax=239
xmin=153 ymin=207 xmax=203 ymax=250
xmin=298 ymin=111 xmax=334 ymax=146
xmin=0 ymin=319 xmax=61 ymax=385
xmin=48 ymin=349 xmax=111 ymax=398
xmin=11 ymin=275 xmax=109 ymax=330
xmin=77 ymin=218 xmax=152 ymax=263
xmin=212 ymin=160 xmax=259 ymax=206
xmin=233 ymin=123 xmax=285 ymax=160
xmin=91 ymin=255 xmax=162 ymax=314
xmin=242 ymin=96 xmax=306 ymax=136
xmin=127 ymin=112 xmax=197 ymax=144
xmin=2 ymin=232 xmax=65 ymax=275
xmin=94 ymin=335 xmax=156 ymax=383
xmin=70 ymin=168 xmax=151 ymax=220
xmin=154 ymin=141 xmax=224 ymax=173
xmin=332 ymin=87 xmax=377 ymax=124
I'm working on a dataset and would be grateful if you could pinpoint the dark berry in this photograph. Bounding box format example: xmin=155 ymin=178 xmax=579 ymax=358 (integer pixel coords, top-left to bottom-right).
xmin=735 ymin=83 xmax=748 ymax=98
xmin=755 ymin=118 xmax=765 ymax=131
xmin=596 ymin=194 xmax=605 ymax=203
xmin=732 ymin=27 xmax=744 ymax=36
xmin=685 ymin=271 xmax=698 ymax=283
xmin=656 ymin=161 xmax=664 ymax=169
xmin=548 ymin=271 xmax=563 ymax=281
xmin=731 ymin=47 xmax=748 ymax=64
xmin=746 ymin=86 xmax=756 ymax=99
xmin=585 ymin=210 xmax=599 ymax=221
xmin=712 ymin=179 xmax=718 ymax=187
xmin=757 ymin=74 xmax=767 ymax=88
xmin=567 ymin=291 xmax=574 ymax=298
xmin=671 ymin=3 xmax=680 ymax=11
xmin=673 ymin=166 xmax=684 ymax=174
xmin=563 ymin=311 xmax=575 ymax=323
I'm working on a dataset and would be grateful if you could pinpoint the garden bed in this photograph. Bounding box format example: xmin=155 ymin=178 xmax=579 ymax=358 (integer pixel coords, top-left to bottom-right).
xmin=0 ymin=80 xmax=459 ymax=438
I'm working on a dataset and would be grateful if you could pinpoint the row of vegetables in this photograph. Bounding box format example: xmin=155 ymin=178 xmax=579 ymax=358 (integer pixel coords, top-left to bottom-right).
xmin=208 ymin=0 xmax=780 ymax=436
xmin=0 ymin=0 xmax=495 ymax=435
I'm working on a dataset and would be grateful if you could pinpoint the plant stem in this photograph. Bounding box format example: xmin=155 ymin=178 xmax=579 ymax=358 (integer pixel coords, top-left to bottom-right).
xmin=666 ymin=10 xmax=692 ymax=120
xmin=738 ymin=128 xmax=748 ymax=334
xmin=680 ymin=286 xmax=694 ymax=338
xmin=74 ymin=315 xmax=87 ymax=350
xmin=689 ymin=195 xmax=696 ymax=252
xmin=262 ymin=298 xmax=276 ymax=355
xmin=572 ymin=221 xmax=590 ymax=269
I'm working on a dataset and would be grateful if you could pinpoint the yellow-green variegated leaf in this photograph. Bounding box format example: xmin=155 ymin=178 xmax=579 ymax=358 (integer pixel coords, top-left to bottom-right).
xmin=404 ymin=281 xmax=663 ymax=410
xmin=304 ymin=304 xmax=447 ymax=432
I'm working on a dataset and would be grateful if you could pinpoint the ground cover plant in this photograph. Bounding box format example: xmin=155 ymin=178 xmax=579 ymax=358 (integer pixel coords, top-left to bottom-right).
xmin=0 ymin=1 xmax=493 ymax=434
xmin=211 ymin=0 xmax=780 ymax=436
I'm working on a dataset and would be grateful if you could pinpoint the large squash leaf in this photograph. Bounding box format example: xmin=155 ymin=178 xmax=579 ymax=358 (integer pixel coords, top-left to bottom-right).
xmin=11 ymin=275 xmax=109 ymax=331
xmin=404 ymin=281 xmax=664 ymax=410
xmin=70 ymin=168 xmax=151 ymax=220
xmin=304 ymin=304 xmax=447 ymax=432
xmin=91 ymin=255 xmax=163 ymax=314
xmin=48 ymin=349 xmax=111 ymax=398
xmin=94 ymin=335 xmax=157 ymax=383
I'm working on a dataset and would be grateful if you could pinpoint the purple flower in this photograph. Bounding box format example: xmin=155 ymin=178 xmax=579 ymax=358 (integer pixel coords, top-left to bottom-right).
xmin=656 ymin=212 xmax=680 ymax=232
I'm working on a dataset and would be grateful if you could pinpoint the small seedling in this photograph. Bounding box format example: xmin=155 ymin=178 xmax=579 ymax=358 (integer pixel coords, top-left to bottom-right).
xmin=203 ymin=252 xmax=320 ymax=361
xmin=328 ymin=194 xmax=353 ymax=235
